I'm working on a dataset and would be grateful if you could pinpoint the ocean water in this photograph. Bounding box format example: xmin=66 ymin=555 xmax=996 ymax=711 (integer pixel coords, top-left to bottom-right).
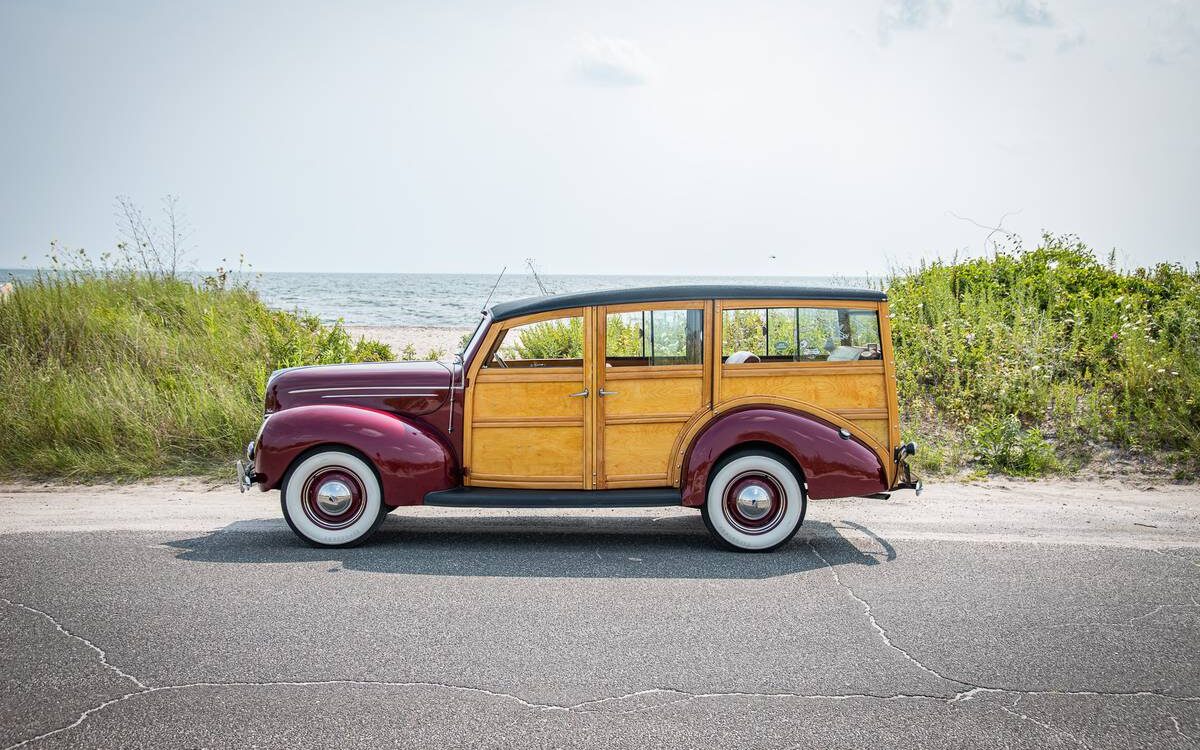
xmin=2 ymin=269 xmax=878 ymax=328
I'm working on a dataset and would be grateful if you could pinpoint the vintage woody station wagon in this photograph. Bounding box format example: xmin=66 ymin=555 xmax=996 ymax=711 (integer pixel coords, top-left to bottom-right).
xmin=239 ymin=285 xmax=920 ymax=551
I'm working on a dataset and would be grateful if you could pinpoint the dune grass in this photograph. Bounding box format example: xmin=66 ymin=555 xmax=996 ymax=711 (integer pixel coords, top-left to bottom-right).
xmin=0 ymin=271 xmax=390 ymax=479
xmin=891 ymin=234 xmax=1200 ymax=478
xmin=2 ymin=233 xmax=1198 ymax=481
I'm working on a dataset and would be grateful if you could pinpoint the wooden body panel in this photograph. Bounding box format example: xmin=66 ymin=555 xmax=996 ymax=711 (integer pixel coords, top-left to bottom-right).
xmin=594 ymin=303 xmax=711 ymax=488
xmin=461 ymin=296 xmax=899 ymax=493
xmin=465 ymin=308 xmax=594 ymax=488
xmin=711 ymin=299 xmax=896 ymax=484
xmin=719 ymin=367 xmax=887 ymax=410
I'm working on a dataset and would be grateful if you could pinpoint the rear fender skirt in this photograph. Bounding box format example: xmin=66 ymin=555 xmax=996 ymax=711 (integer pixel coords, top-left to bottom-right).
xmin=254 ymin=404 xmax=457 ymax=507
xmin=679 ymin=406 xmax=887 ymax=506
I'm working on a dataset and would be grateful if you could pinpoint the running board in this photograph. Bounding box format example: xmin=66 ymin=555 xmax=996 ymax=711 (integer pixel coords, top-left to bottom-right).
xmin=424 ymin=487 xmax=682 ymax=508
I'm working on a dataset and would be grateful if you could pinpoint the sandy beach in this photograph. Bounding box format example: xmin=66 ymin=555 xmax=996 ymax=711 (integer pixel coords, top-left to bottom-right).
xmin=345 ymin=325 xmax=472 ymax=359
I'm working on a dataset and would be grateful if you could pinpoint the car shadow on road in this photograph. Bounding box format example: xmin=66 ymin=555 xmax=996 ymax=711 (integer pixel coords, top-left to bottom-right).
xmin=165 ymin=513 xmax=893 ymax=579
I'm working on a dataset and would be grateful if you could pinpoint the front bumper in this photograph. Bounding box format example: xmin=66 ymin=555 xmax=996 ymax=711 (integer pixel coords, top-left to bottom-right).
xmin=236 ymin=441 xmax=256 ymax=493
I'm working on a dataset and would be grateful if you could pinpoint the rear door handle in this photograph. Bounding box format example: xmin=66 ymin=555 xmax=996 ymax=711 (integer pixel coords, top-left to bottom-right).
xmin=598 ymin=389 xmax=618 ymax=397
xmin=567 ymin=388 xmax=590 ymax=398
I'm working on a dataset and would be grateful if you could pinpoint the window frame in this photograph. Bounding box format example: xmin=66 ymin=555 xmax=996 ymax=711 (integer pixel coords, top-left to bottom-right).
xmin=480 ymin=307 xmax=588 ymax=372
xmin=600 ymin=300 xmax=708 ymax=370
xmin=716 ymin=298 xmax=885 ymax=369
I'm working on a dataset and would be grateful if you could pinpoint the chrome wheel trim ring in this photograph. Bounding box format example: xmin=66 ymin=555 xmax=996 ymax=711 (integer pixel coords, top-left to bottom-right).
xmin=721 ymin=471 xmax=787 ymax=535
xmin=301 ymin=467 xmax=367 ymax=530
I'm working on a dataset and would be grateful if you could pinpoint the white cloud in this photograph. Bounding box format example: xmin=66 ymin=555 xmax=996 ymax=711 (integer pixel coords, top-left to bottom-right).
xmin=1148 ymin=1 xmax=1199 ymax=64
xmin=1056 ymin=24 xmax=1085 ymax=53
xmin=574 ymin=35 xmax=652 ymax=86
xmin=877 ymin=0 xmax=953 ymax=45
xmin=995 ymin=0 xmax=1056 ymax=27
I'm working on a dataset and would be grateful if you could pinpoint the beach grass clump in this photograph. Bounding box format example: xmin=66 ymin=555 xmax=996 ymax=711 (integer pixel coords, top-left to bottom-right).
xmin=0 ymin=269 xmax=391 ymax=479
xmin=891 ymin=233 xmax=1200 ymax=477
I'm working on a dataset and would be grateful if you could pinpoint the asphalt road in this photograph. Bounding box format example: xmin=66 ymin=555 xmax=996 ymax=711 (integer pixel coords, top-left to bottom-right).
xmin=1 ymin=479 xmax=1198 ymax=749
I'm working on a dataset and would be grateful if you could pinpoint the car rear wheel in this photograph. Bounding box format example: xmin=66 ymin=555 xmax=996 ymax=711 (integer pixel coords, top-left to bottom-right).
xmin=281 ymin=449 xmax=387 ymax=547
xmin=701 ymin=451 xmax=806 ymax=552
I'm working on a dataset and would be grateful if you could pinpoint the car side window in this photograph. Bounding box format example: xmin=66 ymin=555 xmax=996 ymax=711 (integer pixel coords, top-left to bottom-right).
xmin=484 ymin=316 xmax=584 ymax=368
xmin=722 ymin=306 xmax=882 ymax=363
xmin=606 ymin=309 xmax=703 ymax=367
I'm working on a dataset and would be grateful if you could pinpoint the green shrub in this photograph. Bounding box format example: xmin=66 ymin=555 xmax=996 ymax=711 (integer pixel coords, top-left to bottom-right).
xmin=969 ymin=415 xmax=1058 ymax=476
xmin=506 ymin=318 xmax=584 ymax=359
xmin=891 ymin=233 xmax=1200 ymax=476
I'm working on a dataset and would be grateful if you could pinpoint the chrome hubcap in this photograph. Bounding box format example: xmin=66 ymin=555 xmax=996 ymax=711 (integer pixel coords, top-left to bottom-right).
xmin=734 ymin=483 xmax=773 ymax=520
xmin=315 ymin=480 xmax=354 ymax=515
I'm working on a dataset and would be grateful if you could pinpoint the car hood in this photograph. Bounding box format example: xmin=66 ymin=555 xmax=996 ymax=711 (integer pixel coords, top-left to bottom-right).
xmin=265 ymin=360 xmax=459 ymax=416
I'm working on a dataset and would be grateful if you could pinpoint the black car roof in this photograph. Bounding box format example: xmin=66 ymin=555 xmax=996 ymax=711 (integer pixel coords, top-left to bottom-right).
xmin=488 ymin=284 xmax=886 ymax=322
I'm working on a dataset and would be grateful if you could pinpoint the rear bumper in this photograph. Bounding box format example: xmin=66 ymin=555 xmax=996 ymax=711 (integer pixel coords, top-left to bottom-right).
xmin=892 ymin=441 xmax=923 ymax=496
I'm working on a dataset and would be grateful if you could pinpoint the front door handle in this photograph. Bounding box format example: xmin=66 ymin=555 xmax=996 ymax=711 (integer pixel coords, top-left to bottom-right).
xmin=598 ymin=389 xmax=618 ymax=397
xmin=567 ymin=388 xmax=590 ymax=398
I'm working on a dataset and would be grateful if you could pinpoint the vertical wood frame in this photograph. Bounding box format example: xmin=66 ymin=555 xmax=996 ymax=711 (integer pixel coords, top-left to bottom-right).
xmin=878 ymin=299 xmax=900 ymax=484
xmin=594 ymin=300 xmax=711 ymax=488
xmin=462 ymin=306 xmax=592 ymax=488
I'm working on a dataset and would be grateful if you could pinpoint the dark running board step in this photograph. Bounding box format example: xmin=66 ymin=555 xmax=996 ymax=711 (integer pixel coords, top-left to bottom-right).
xmin=424 ymin=487 xmax=682 ymax=508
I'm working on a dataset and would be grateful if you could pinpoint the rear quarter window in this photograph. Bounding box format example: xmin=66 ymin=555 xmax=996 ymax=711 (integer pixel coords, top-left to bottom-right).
xmin=722 ymin=306 xmax=881 ymax=363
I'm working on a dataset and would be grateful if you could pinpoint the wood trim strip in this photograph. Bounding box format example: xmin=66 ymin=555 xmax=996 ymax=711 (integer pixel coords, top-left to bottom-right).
xmin=703 ymin=299 xmax=714 ymax=409
xmin=834 ymin=408 xmax=890 ymax=419
xmin=602 ymin=300 xmax=706 ymax=314
xmin=584 ymin=305 xmax=596 ymax=489
xmin=475 ymin=369 xmax=584 ymax=383
xmin=878 ymin=300 xmax=900 ymax=485
xmin=718 ymin=298 xmax=880 ymax=311
xmin=473 ymin=417 xmax=584 ymax=428
xmin=604 ymin=413 xmax=693 ymax=425
xmin=720 ymin=362 xmax=885 ymax=377
xmin=468 ymin=477 xmax=586 ymax=489
xmin=592 ymin=304 xmax=605 ymax=489
xmin=604 ymin=366 xmax=703 ymax=380
xmin=604 ymin=474 xmax=670 ymax=488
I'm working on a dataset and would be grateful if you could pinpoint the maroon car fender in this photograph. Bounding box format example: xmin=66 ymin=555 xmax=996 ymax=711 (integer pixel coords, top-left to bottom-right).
xmin=253 ymin=404 xmax=457 ymax=507
xmin=680 ymin=406 xmax=887 ymax=506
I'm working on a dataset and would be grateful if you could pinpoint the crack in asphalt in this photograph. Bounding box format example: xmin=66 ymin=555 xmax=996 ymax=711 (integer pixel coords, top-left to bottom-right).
xmin=1040 ymin=600 xmax=1200 ymax=630
xmin=808 ymin=541 xmax=969 ymax=687
xmin=805 ymin=541 xmax=1200 ymax=748
xmin=5 ymin=671 xmax=1199 ymax=749
xmin=1171 ymin=715 xmax=1193 ymax=741
xmin=0 ymin=597 xmax=145 ymax=690
xmin=993 ymin=699 xmax=1094 ymax=750
xmin=6 ymin=554 xmax=1200 ymax=749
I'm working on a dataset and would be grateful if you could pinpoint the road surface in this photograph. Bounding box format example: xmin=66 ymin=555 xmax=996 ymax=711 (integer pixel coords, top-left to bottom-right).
xmin=1 ymin=478 xmax=1198 ymax=749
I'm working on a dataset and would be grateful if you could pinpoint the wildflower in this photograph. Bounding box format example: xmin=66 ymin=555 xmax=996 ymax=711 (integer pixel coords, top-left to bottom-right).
xmin=1157 ymin=368 xmax=1166 ymax=374
xmin=1114 ymin=296 xmax=1124 ymax=304
xmin=949 ymin=357 xmax=958 ymax=364
xmin=1111 ymin=332 xmax=1119 ymax=339
xmin=1171 ymin=371 xmax=1179 ymax=376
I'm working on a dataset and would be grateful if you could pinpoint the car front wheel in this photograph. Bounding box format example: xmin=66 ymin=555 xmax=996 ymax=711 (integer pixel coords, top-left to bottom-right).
xmin=281 ymin=449 xmax=387 ymax=547
xmin=701 ymin=451 xmax=806 ymax=552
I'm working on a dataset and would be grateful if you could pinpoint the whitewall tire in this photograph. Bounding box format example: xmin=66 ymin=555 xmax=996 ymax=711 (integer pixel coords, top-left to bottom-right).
xmin=701 ymin=452 xmax=806 ymax=552
xmin=281 ymin=449 xmax=387 ymax=547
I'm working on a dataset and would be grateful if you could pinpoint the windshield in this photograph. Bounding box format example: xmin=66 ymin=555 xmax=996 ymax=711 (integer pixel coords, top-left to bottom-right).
xmin=460 ymin=314 xmax=489 ymax=358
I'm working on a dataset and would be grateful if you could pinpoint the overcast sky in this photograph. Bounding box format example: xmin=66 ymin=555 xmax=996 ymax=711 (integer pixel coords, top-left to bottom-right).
xmin=1 ymin=0 xmax=1197 ymax=276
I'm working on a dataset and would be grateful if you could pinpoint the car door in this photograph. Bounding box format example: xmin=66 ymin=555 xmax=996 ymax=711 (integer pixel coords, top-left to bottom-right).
xmin=594 ymin=301 xmax=712 ymax=488
xmin=465 ymin=308 xmax=595 ymax=489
